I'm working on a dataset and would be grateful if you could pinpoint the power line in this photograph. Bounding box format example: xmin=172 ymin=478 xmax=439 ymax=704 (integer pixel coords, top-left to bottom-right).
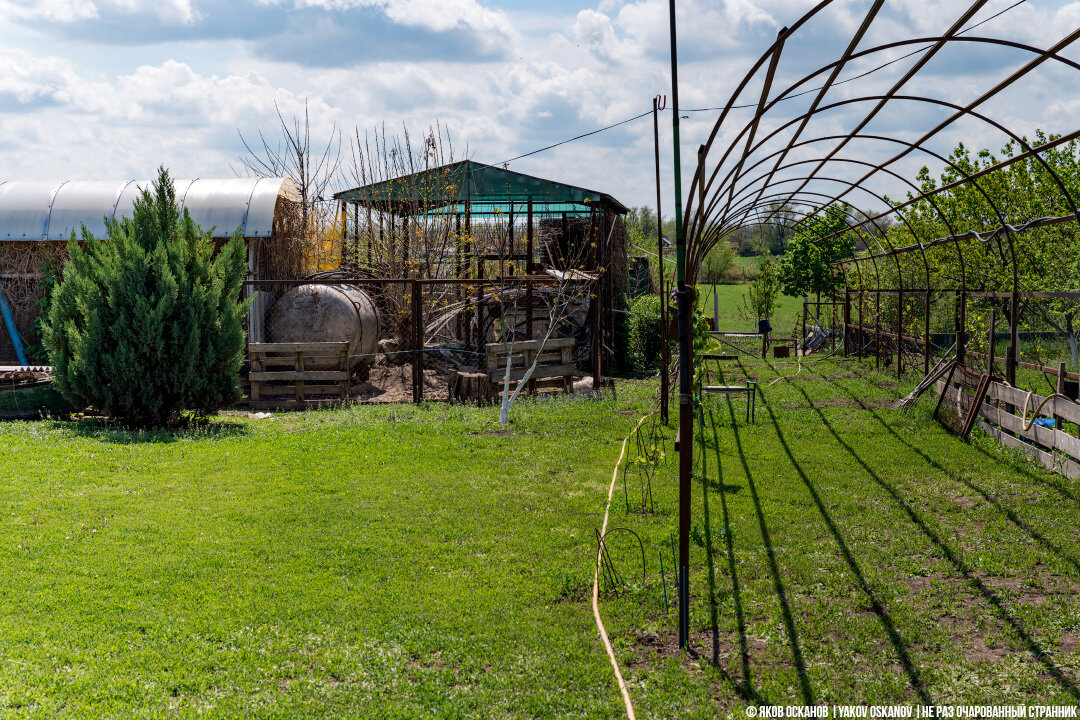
xmin=499 ymin=110 xmax=653 ymax=165
xmin=498 ymin=0 xmax=1026 ymax=164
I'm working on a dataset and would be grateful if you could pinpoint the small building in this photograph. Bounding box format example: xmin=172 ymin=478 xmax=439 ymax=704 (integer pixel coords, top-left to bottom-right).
xmin=0 ymin=178 xmax=301 ymax=362
xmin=333 ymin=160 xmax=630 ymax=373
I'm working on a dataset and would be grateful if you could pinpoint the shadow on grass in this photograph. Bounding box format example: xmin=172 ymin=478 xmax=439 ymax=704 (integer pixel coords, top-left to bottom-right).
xmin=0 ymin=385 xmax=72 ymax=420
xmin=968 ymin=430 xmax=1079 ymax=502
xmin=780 ymin=374 xmax=1080 ymax=701
xmin=699 ymin=403 xmax=765 ymax=705
xmin=828 ymin=377 xmax=1080 ymax=579
xmin=63 ymin=418 xmax=249 ymax=444
xmin=755 ymin=388 xmax=933 ymax=704
xmin=711 ymin=370 xmax=816 ymax=705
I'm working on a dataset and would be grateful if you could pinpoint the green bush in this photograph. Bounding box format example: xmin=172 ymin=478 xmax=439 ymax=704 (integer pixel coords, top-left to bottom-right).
xmin=43 ymin=168 xmax=250 ymax=427
xmin=743 ymin=253 xmax=782 ymax=322
xmin=628 ymin=294 xmax=665 ymax=373
xmin=700 ymin=244 xmax=736 ymax=284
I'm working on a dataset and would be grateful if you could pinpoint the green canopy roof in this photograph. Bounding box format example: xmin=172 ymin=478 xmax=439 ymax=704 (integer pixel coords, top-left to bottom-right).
xmin=333 ymin=160 xmax=628 ymax=217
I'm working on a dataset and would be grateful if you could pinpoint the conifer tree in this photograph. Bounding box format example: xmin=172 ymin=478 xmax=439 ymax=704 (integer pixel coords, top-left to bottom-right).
xmin=44 ymin=168 xmax=250 ymax=427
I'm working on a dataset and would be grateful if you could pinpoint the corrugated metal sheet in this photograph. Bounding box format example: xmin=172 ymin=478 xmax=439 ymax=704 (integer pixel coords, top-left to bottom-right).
xmin=0 ymin=178 xmax=297 ymax=241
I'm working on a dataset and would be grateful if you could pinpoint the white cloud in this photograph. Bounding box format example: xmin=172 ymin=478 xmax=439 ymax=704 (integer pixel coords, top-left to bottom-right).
xmin=0 ymin=48 xmax=82 ymax=106
xmin=1 ymin=0 xmax=1079 ymax=216
xmin=570 ymin=9 xmax=627 ymax=63
xmin=255 ymin=0 xmax=514 ymax=36
xmin=0 ymin=0 xmax=199 ymax=25
xmin=0 ymin=0 xmax=98 ymax=22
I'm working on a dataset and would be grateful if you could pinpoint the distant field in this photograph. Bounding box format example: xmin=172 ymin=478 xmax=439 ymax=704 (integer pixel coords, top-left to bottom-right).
xmin=696 ymin=282 xmax=805 ymax=336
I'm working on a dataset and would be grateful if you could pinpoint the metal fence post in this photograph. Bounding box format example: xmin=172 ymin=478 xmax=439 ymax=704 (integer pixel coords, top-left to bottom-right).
xmin=924 ymin=289 xmax=931 ymax=375
xmin=957 ymin=290 xmax=966 ymax=367
xmin=843 ymin=289 xmax=851 ymax=356
xmin=802 ymin=297 xmax=807 ymax=355
xmin=412 ymin=280 xmax=423 ymax=403
xmin=897 ymin=286 xmax=904 ymax=379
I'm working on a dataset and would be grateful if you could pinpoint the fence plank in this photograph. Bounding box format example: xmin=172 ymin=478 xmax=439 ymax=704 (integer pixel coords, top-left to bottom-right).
xmin=977 ymin=420 xmax=1080 ymax=479
xmin=488 ymin=363 xmax=577 ymax=383
xmin=484 ymin=337 xmax=574 ymax=354
xmin=938 ymin=381 xmax=1080 ymax=464
xmin=986 ymin=382 xmax=1080 ymax=427
xmin=248 ymin=342 xmax=349 ymax=353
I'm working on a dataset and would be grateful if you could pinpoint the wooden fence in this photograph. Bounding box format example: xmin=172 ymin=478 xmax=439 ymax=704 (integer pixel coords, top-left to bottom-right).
xmin=937 ymin=365 xmax=1080 ymax=479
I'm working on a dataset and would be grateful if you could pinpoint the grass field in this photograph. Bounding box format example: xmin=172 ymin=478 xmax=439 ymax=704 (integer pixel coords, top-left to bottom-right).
xmin=2 ymin=356 xmax=1079 ymax=716
xmin=696 ymin=283 xmax=806 ymax=336
xmin=0 ymin=394 xmax=655 ymax=718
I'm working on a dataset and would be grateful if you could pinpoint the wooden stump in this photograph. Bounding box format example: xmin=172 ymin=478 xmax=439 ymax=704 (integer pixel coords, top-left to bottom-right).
xmin=449 ymin=370 xmax=495 ymax=406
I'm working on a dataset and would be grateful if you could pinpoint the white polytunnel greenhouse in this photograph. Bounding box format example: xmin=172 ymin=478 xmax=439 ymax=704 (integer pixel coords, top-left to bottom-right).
xmin=0 ymin=177 xmax=302 ymax=362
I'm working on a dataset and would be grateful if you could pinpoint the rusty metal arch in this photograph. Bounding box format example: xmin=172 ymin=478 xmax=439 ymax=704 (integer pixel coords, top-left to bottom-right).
xmin=687 ymin=32 xmax=1080 ymax=241
xmin=672 ymin=0 xmax=1080 ymax=394
xmin=693 ymin=93 xmax=1080 ymax=255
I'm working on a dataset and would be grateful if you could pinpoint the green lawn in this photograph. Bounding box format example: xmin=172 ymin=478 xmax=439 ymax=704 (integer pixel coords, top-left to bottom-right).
xmin=612 ymin=356 xmax=1080 ymax=710
xmin=696 ymin=283 xmax=806 ymax=336
xmin=0 ymin=396 xmax=654 ymax=718
xmin=2 ymin=356 xmax=1079 ymax=716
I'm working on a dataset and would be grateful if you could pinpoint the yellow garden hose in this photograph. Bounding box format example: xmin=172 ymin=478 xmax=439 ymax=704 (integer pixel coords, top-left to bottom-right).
xmin=592 ymin=412 xmax=652 ymax=720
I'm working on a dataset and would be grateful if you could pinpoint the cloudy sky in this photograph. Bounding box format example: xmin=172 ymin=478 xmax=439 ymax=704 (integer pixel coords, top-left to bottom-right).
xmin=2 ymin=0 xmax=1079 ymax=214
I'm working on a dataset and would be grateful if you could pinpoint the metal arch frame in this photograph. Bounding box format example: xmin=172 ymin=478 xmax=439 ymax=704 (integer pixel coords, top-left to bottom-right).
xmin=698 ymin=126 xmax=1013 ymax=253
xmin=705 ymin=130 xmax=975 ymax=332
xmin=665 ymin=0 xmax=1080 ymax=660
xmin=685 ymin=32 xmax=1080 ymax=242
xmin=692 ymin=92 xmax=1080 ymax=261
xmin=709 ymin=186 xmax=917 ymax=372
xmin=686 ymin=32 xmax=1080 ymax=241
xmin=688 ymin=91 xmax=1080 ymax=375
xmin=789 ymin=27 xmax=1080 ymax=232
xmin=715 ymin=155 xmax=945 ymax=358
xmin=713 ymin=194 xmax=887 ymax=250
xmin=682 ymin=33 xmax=1080 ymax=291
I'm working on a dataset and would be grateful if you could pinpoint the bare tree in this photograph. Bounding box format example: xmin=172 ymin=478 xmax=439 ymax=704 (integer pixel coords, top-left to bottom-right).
xmin=492 ymin=211 xmax=608 ymax=425
xmin=234 ymin=100 xmax=344 ymax=274
xmin=345 ymin=122 xmax=467 ymax=341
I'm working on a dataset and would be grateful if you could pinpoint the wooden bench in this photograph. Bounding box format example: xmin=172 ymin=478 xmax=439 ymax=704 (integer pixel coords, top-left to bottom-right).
xmin=247 ymin=342 xmax=350 ymax=409
xmin=703 ymin=380 xmax=757 ymax=423
xmin=485 ymin=337 xmax=577 ymax=395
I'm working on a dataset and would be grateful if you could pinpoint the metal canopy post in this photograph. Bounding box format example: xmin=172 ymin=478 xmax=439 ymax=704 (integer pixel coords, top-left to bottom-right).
xmin=654 ymin=95 xmax=670 ymax=424
xmin=668 ymin=0 xmax=692 ymax=652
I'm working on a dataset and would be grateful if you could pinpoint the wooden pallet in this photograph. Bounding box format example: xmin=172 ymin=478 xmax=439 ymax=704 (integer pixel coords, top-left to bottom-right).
xmin=485 ymin=337 xmax=576 ymax=394
xmin=247 ymin=342 xmax=350 ymax=409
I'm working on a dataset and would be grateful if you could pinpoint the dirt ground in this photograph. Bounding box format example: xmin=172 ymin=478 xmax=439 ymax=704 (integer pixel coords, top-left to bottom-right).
xmin=351 ymin=356 xmax=450 ymax=403
xmin=349 ymin=355 xmax=595 ymax=403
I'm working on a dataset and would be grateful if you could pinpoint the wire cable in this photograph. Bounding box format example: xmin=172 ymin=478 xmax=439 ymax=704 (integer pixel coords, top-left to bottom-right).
xmin=496 ymin=0 xmax=1026 ymax=164
xmin=500 ymin=111 xmax=653 ymax=165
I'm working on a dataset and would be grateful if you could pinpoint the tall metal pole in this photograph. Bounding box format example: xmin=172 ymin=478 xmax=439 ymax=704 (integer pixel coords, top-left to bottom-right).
xmin=653 ymin=96 xmax=670 ymax=424
xmin=668 ymin=0 xmax=692 ymax=652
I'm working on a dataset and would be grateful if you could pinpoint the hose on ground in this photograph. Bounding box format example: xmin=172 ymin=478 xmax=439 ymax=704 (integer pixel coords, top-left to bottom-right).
xmin=593 ymin=412 xmax=652 ymax=720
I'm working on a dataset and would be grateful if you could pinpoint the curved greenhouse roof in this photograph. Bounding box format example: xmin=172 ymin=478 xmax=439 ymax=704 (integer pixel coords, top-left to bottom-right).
xmin=0 ymin=177 xmax=299 ymax=242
